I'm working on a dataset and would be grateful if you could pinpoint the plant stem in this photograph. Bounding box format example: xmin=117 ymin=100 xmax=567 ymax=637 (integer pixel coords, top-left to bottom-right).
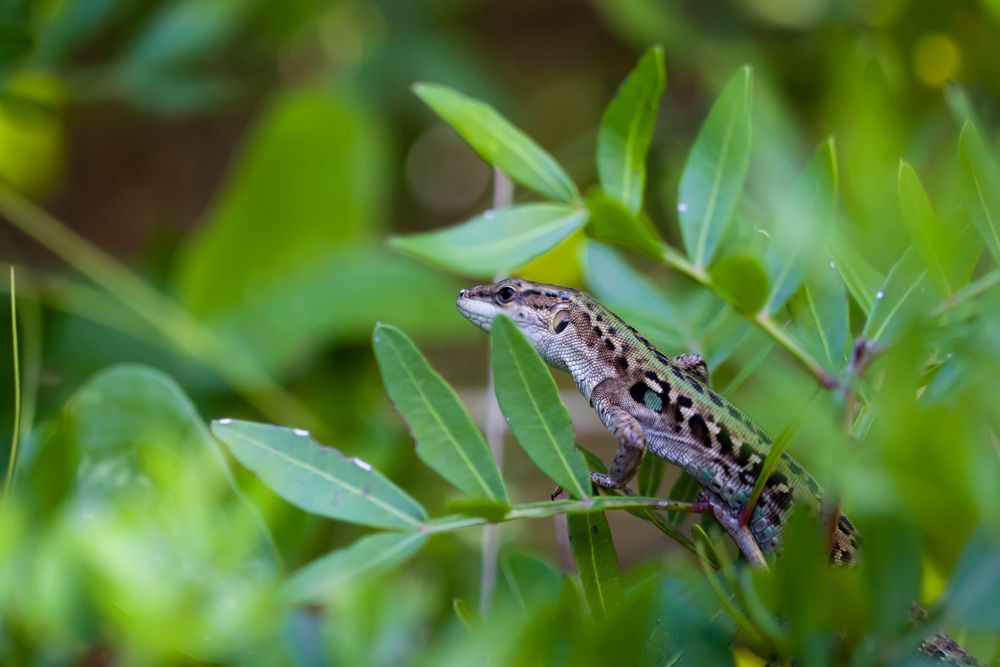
xmin=5 ymin=268 xmax=20 ymax=497
xmin=425 ymin=496 xmax=710 ymax=535
xmin=480 ymin=167 xmax=514 ymax=616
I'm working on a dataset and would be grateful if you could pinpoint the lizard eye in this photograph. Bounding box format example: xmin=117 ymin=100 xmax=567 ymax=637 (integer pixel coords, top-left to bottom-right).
xmin=495 ymin=286 xmax=516 ymax=304
xmin=552 ymin=309 xmax=570 ymax=334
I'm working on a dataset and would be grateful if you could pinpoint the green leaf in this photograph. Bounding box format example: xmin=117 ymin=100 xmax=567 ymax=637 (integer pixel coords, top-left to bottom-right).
xmin=596 ymin=46 xmax=665 ymax=213
xmin=282 ymin=531 xmax=427 ymax=604
xmin=413 ymin=82 xmax=579 ymax=202
xmin=761 ymin=137 xmax=838 ymax=315
xmin=958 ymin=121 xmax=1000 ymax=264
xmin=789 ymin=261 xmax=849 ymax=371
xmin=205 ymin=245 xmax=465 ymax=374
xmin=861 ymin=247 xmax=932 ymax=345
xmin=176 ymin=88 xmax=386 ymax=317
xmin=709 ymin=253 xmax=769 ymax=314
xmin=585 ymin=192 xmax=664 ymax=259
xmin=567 ymin=511 xmax=622 ymax=619
xmin=490 ymin=316 xmax=590 ymax=499
xmin=637 ymin=454 xmax=665 ymax=497
xmin=581 ymin=241 xmax=688 ymax=350
xmin=830 ymin=239 xmax=884 ymax=316
xmin=898 ymin=161 xmax=979 ymax=294
xmin=944 ymin=529 xmax=1000 ymax=630
xmin=210 ymin=419 xmax=427 ymax=530
xmin=372 ymin=324 xmax=509 ymax=504
xmin=679 ymin=66 xmax=753 ymax=269
xmin=390 ymin=204 xmax=588 ymax=277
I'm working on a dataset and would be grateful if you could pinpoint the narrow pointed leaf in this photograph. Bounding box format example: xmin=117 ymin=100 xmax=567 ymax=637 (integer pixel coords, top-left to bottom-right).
xmin=898 ymin=161 xmax=971 ymax=294
xmin=830 ymin=239 xmax=884 ymax=316
xmin=761 ymin=138 xmax=838 ymax=315
xmin=789 ymin=261 xmax=849 ymax=370
xmin=283 ymin=531 xmax=427 ymax=604
xmin=391 ymin=204 xmax=588 ymax=277
xmin=212 ymin=419 xmax=427 ymax=529
xmin=413 ymin=83 xmax=578 ymax=202
xmin=861 ymin=247 xmax=932 ymax=345
xmin=679 ymin=66 xmax=754 ymax=269
xmin=597 ymin=46 xmax=665 ymax=213
xmin=490 ymin=316 xmax=590 ymax=499
xmin=958 ymin=121 xmax=1000 ymax=264
xmin=567 ymin=511 xmax=622 ymax=619
xmin=373 ymin=324 xmax=509 ymax=503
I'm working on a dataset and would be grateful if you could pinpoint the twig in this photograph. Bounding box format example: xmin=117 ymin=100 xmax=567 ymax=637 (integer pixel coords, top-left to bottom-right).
xmin=4 ymin=268 xmax=20 ymax=497
xmin=480 ymin=167 xmax=514 ymax=616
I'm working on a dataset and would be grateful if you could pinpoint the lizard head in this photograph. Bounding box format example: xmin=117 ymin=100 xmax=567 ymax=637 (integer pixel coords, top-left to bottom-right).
xmin=456 ymin=277 xmax=578 ymax=348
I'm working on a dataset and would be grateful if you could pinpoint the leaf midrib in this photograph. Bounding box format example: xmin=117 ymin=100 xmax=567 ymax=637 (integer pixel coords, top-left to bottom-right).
xmin=229 ymin=429 xmax=424 ymax=527
xmin=693 ymin=93 xmax=743 ymax=268
xmin=383 ymin=330 xmax=503 ymax=502
xmin=501 ymin=328 xmax=587 ymax=499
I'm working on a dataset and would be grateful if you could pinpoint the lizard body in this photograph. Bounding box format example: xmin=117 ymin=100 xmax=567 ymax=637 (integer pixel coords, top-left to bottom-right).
xmin=457 ymin=277 xmax=977 ymax=665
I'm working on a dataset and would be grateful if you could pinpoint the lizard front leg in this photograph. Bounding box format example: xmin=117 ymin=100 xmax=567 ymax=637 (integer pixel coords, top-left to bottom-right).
xmin=589 ymin=380 xmax=646 ymax=491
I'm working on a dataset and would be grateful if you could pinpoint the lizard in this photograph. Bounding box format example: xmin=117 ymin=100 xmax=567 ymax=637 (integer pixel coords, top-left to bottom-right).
xmin=456 ymin=277 xmax=978 ymax=666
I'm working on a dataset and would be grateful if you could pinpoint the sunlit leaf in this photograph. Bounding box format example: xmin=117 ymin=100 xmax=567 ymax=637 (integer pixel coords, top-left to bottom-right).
xmin=597 ymin=45 xmax=665 ymax=213
xmin=283 ymin=531 xmax=428 ymax=604
xmin=413 ymin=82 xmax=579 ymax=202
xmin=586 ymin=192 xmax=664 ymax=258
xmin=679 ymin=66 xmax=753 ymax=269
xmin=761 ymin=137 xmax=838 ymax=315
xmin=211 ymin=419 xmax=427 ymax=530
xmin=490 ymin=316 xmax=590 ymax=499
xmin=898 ymin=161 xmax=980 ymax=294
xmin=567 ymin=511 xmax=622 ymax=619
xmin=861 ymin=247 xmax=932 ymax=345
xmin=372 ymin=324 xmax=509 ymax=503
xmin=958 ymin=120 xmax=1000 ymax=264
xmin=390 ymin=204 xmax=588 ymax=277
xmin=709 ymin=253 xmax=769 ymax=314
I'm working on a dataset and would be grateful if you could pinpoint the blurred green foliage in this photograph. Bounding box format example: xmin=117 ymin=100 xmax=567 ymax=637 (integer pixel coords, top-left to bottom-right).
xmin=1 ymin=0 xmax=1000 ymax=664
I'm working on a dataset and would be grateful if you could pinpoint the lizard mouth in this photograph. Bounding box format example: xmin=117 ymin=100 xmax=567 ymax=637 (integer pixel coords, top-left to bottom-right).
xmin=456 ymin=289 xmax=499 ymax=331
